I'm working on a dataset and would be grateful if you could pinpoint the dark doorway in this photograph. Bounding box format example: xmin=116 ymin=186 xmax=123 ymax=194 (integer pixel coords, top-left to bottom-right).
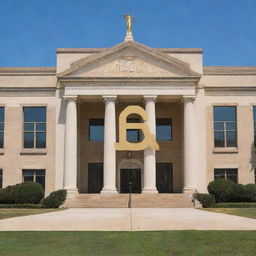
xmin=120 ymin=169 xmax=141 ymax=193
xmin=156 ymin=163 xmax=173 ymax=193
xmin=88 ymin=163 xmax=103 ymax=193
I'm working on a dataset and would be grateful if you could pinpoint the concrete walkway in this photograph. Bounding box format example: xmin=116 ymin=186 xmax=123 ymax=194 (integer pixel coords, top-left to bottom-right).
xmin=0 ymin=208 xmax=256 ymax=231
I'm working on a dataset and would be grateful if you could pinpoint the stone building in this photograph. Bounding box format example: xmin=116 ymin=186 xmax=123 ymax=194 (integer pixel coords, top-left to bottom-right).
xmin=0 ymin=28 xmax=256 ymax=206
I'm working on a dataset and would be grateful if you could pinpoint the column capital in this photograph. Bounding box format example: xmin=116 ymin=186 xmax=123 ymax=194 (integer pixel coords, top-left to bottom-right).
xmin=63 ymin=95 xmax=77 ymax=101
xmin=103 ymin=95 xmax=117 ymax=103
xmin=143 ymin=95 xmax=157 ymax=103
xmin=182 ymin=95 xmax=196 ymax=102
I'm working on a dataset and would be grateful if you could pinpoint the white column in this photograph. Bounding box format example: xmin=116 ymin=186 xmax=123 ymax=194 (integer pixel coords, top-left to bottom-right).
xmin=64 ymin=96 xmax=78 ymax=194
xmin=143 ymin=96 xmax=158 ymax=194
xmin=101 ymin=96 xmax=118 ymax=194
xmin=183 ymin=96 xmax=197 ymax=193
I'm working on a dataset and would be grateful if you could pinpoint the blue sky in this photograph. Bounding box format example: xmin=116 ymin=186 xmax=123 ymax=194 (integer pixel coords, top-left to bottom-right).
xmin=0 ymin=0 xmax=255 ymax=67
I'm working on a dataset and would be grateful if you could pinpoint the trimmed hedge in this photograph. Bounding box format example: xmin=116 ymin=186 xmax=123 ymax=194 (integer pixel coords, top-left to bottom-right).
xmin=208 ymin=178 xmax=235 ymax=203
xmin=214 ymin=202 xmax=256 ymax=208
xmin=0 ymin=204 xmax=42 ymax=208
xmin=41 ymin=190 xmax=67 ymax=208
xmin=194 ymin=193 xmax=215 ymax=208
xmin=13 ymin=182 xmax=44 ymax=204
xmin=244 ymin=184 xmax=256 ymax=202
xmin=0 ymin=185 xmax=16 ymax=204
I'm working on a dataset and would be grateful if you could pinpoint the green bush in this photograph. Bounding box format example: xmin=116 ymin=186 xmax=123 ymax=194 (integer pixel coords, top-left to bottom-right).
xmin=0 ymin=185 xmax=16 ymax=204
xmin=214 ymin=202 xmax=256 ymax=208
xmin=244 ymin=184 xmax=256 ymax=202
xmin=231 ymin=184 xmax=247 ymax=202
xmin=207 ymin=179 xmax=236 ymax=203
xmin=41 ymin=189 xmax=67 ymax=208
xmin=0 ymin=204 xmax=42 ymax=208
xmin=194 ymin=193 xmax=215 ymax=208
xmin=13 ymin=182 xmax=44 ymax=204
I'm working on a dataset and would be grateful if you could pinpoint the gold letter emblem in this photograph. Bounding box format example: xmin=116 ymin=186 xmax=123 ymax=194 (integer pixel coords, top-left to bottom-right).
xmin=115 ymin=106 xmax=159 ymax=151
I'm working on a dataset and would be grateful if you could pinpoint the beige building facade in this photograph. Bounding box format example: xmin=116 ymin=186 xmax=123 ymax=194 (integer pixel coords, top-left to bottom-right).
xmin=0 ymin=36 xmax=256 ymax=197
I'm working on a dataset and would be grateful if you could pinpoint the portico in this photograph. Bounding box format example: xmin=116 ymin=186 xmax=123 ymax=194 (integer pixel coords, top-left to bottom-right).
xmin=57 ymin=39 xmax=204 ymax=196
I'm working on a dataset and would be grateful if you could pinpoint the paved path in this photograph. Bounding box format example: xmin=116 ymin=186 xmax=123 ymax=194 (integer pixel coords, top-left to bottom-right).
xmin=0 ymin=208 xmax=256 ymax=231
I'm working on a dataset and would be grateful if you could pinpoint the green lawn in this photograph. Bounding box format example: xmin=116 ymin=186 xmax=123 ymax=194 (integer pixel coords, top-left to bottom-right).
xmin=201 ymin=208 xmax=256 ymax=219
xmin=0 ymin=209 xmax=65 ymax=220
xmin=0 ymin=231 xmax=255 ymax=256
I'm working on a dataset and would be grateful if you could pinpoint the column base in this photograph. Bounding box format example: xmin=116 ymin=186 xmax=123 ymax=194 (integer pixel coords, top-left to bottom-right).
xmin=101 ymin=188 xmax=118 ymax=194
xmin=183 ymin=187 xmax=197 ymax=194
xmin=142 ymin=188 xmax=158 ymax=194
xmin=64 ymin=188 xmax=78 ymax=199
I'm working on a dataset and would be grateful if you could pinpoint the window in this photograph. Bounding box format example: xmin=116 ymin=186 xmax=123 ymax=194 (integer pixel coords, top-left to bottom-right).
xmin=23 ymin=107 xmax=46 ymax=148
xmin=213 ymin=106 xmax=237 ymax=147
xmin=253 ymin=107 xmax=256 ymax=147
xmin=126 ymin=118 xmax=142 ymax=142
xmin=0 ymin=107 xmax=4 ymax=148
xmin=156 ymin=118 xmax=172 ymax=141
xmin=89 ymin=119 xmax=104 ymax=141
xmin=22 ymin=169 xmax=45 ymax=188
xmin=0 ymin=169 xmax=2 ymax=188
xmin=214 ymin=168 xmax=238 ymax=183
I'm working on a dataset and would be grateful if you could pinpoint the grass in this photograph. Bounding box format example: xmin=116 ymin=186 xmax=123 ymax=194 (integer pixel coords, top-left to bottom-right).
xmin=0 ymin=231 xmax=255 ymax=256
xmin=201 ymin=208 xmax=256 ymax=219
xmin=0 ymin=208 xmax=65 ymax=220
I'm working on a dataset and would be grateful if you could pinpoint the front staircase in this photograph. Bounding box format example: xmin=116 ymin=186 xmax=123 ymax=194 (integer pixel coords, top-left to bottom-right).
xmin=63 ymin=193 xmax=198 ymax=208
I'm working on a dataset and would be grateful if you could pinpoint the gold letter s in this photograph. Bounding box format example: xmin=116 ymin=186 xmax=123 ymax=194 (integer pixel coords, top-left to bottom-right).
xmin=115 ymin=106 xmax=159 ymax=151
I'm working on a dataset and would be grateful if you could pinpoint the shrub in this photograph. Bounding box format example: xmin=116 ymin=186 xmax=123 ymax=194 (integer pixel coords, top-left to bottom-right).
xmin=231 ymin=184 xmax=247 ymax=202
xmin=13 ymin=182 xmax=44 ymax=204
xmin=41 ymin=189 xmax=67 ymax=208
xmin=244 ymin=184 xmax=256 ymax=202
xmin=194 ymin=193 xmax=215 ymax=208
xmin=0 ymin=185 xmax=16 ymax=204
xmin=207 ymin=178 xmax=235 ymax=203
xmin=214 ymin=202 xmax=256 ymax=208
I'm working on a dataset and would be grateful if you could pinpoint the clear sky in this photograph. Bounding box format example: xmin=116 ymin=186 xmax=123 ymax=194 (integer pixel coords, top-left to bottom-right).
xmin=0 ymin=0 xmax=255 ymax=67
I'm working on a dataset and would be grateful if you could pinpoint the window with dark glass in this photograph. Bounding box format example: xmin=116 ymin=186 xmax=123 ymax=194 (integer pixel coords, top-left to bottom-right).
xmin=156 ymin=118 xmax=172 ymax=141
xmin=22 ymin=169 xmax=45 ymax=188
xmin=126 ymin=118 xmax=142 ymax=142
xmin=23 ymin=107 xmax=46 ymax=148
xmin=0 ymin=107 xmax=4 ymax=148
xmin=213 ymin=106 xmax=237 ymax=147
xmin=253 ymin=107 xmax=256 ymax=147
xmin=214 ymin=168 xmax=238 ymax=183
xmin=89 ymin=119 xmax=104 ymax=141
xmin=0 ymin=169 xmax=2 ymax=188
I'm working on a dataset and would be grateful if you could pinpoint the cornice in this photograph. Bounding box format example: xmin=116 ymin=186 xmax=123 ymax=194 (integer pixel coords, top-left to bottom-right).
xmin=0 ymin=67 xmax=56 ymax=76
xmin=56 ymin=47 xmax=202 ymax=54
xmin=203 ymin=66 xmax=256 ymax=75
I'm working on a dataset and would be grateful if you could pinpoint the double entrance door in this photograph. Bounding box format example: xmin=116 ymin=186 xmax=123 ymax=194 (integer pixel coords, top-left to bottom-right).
xmin=88 ymin=163 xmax=173 ymax=193
xmin=120 ymin=163 xmax=173 ymax=193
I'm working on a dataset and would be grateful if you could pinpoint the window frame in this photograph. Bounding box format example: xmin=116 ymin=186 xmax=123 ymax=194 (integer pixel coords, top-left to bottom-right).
xmin=213 ymin=106 xmax=237 ymax=148
xmin=88 ymin=118 xmax=104 ymax=142
xmin=22 ymin=106 xmax=47 ymax=149
xmin=0 ymin=106 xmax=5 ymax=149
xmin=214 ymin=168 xmax=238 ymax=184
xmin=22 ymin=169 xmax=46 ymax=189
xmin=156 ymin=118 xmax=173 ymax=142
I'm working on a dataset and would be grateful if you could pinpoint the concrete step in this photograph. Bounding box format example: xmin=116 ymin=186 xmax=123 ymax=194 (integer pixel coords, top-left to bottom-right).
xmin=63 ymin=193 xmax=195 ymax=208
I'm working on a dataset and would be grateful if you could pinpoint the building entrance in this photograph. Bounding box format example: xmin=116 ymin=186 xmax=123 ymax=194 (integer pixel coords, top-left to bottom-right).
xmin=120 ymin=169 xmax=141 ymax=193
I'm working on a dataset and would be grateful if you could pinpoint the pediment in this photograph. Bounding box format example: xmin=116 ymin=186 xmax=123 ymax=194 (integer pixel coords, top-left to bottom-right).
xmin=57 ymin=41 xmax=201 ymax=79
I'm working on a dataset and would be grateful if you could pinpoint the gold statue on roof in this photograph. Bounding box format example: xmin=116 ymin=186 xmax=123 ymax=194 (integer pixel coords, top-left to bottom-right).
xmin=124 ymin=14 xmax=134 ymax=32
